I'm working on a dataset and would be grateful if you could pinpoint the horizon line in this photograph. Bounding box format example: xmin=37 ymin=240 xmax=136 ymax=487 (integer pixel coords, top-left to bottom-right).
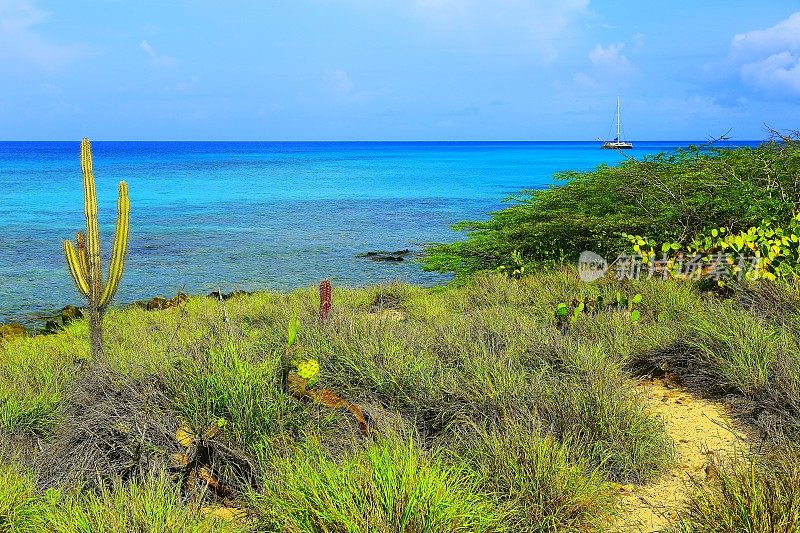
xmin=0 ymin=139 xmax=765 ymax=143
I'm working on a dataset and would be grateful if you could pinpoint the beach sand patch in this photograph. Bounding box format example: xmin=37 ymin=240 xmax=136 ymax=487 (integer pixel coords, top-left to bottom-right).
xmin=610 ymin=376 xmax=748 ymax=532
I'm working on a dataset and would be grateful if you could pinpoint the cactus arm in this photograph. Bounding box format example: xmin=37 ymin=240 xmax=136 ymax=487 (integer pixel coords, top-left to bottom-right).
xmin=76 ymin=231 xmax=88 ymax=280
xmin=64 ymin=240 xmax=91 ymax=297
xmin=81 ymin=138 xmax=102 ymax=303
xmin=99 ymin=181 xmax=130 ymax=308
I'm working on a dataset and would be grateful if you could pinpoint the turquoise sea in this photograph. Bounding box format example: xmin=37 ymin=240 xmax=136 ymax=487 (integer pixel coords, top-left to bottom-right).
xmin=0 ymin=141 xmax=758 ymax=323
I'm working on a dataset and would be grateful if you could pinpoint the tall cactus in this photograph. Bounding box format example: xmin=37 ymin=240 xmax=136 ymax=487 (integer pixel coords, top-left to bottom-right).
xmin=63 ymin=138 xmax=130 ymax=360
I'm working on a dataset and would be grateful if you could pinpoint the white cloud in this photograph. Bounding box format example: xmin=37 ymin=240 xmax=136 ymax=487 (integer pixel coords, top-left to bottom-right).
xmin=140 ymin=39 xmax=177 ymax=68
xmin=731 ymin=12 xmax=800 ymax=58
xmin=739 ymin=51 xmax=800 ymax=95
xmin=573 ymin=41 xmax=634 ymax=89
xmin=173 ymin=75 xmax=201 ymax=94
xmin=139 ymin=40 xmax=156 ymax=56
xmin=412 ymin=0 xmax=590 ymax=65
xmin=0 ymin=0 xmax=83 ymax=69
xmin=722 ymin=12 xmax=800 ymax=97
xmin=588 ymin=43 xmax=632 ymax=73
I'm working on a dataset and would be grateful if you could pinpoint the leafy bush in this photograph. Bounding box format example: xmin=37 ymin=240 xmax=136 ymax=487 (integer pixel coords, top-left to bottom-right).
xmin=423 ymin=137 xmax=800 ymax=277
xmin=622 ymin=214 xmax=800 ymax=284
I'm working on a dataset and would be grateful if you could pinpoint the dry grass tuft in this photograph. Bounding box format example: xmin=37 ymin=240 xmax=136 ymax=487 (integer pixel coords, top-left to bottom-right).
xmin=36 ymin=366 xmax=181 ymax=489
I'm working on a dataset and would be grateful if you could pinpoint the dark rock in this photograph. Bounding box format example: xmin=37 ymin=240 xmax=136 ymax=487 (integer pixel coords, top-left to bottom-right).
xmin=43 ymin=320 xmax=64 ymax=335
xmin=170 ymin=292 xmax=188 ymax=307
xmin=358 ymin=249 xmax=412 ymax=262
xmin=142 ymin=292 xmax=188 ymax=311
xmin=60 ymin=305 xmax=83 ymax=325
xmin=225 ymin=290 xmax=251 ymax=300
xmin=0 ymin=323 xmax=27 ymax=341
xmin=207 ymin=290 xmax=252 ymax=301
xmin=145 ymin=297 xmax=169 ymax=311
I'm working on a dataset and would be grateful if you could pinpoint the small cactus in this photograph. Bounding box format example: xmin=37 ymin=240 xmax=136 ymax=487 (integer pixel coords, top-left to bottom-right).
xmin=319 ymin=279 xmax=332 ymax=322
xmin=63 ymin=138 xmax=130 ymax=360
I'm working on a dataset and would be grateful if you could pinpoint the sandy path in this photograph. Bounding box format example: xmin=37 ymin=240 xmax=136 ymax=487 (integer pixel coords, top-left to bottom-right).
xmin=610 ymin=376 xmax=748 ymax=532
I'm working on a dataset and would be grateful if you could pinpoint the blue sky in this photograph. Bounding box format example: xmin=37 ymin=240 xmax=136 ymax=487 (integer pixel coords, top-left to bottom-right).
xmin=1 ymin=0 xmax=799 ymax=140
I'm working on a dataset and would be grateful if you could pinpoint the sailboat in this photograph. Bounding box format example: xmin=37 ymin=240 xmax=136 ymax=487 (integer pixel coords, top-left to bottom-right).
xmin=601 ymin=97 xmax=633 ymax=149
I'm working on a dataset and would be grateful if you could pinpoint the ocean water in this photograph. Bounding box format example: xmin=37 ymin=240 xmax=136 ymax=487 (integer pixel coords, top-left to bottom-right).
xmin=0 ymin=141 xmax=757 ymax=323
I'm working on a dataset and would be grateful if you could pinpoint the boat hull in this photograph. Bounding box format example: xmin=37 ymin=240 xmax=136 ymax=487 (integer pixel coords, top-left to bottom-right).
xmin=601 ymin=142 xmax=633 ymax=149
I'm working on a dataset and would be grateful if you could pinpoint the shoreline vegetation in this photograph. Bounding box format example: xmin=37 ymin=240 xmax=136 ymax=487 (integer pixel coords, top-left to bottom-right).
xmin=2 ymin=135 xmax=800 ymax=531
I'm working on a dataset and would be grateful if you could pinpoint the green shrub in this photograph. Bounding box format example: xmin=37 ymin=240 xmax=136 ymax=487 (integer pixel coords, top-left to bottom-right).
xmin=167 ymin=341 xmax=311 ymax=452
xmin=423 ymin=138 xmax=800 ymax=277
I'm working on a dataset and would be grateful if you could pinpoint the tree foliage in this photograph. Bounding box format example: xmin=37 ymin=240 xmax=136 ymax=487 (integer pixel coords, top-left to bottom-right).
xmin=422 ymin=134 xmax=800 ymax=277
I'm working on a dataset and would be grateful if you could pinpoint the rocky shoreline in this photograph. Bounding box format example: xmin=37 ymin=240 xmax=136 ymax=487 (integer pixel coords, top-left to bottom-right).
xmin=1 ymin=249 xmax=419 ymax=342
xmin=0 ymin=289 xmax=256 ymax=342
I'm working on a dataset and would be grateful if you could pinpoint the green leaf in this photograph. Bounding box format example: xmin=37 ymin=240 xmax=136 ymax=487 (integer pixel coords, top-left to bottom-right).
xmin=631 ymin=310 xmax=641 ymax=323
xmin=571 ymin=302 xmax=585 ymax=324
xmin=631 ymin=293 xmax=642 ymax=304
xmin=287 ymin=314 xmax=300 ymax=348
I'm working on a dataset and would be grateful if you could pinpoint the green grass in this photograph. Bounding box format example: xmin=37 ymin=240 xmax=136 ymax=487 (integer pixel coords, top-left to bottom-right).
xmin=0 ymin=462 xmax=42 ymax=532
xmin=168 ymin=340 xmax=309 ymax=446
xmin=0 ymin=326 xmax=78 ymax=435
xmin=643 ymin=292 xmax=800 ymax=444
xmin=451 ymin=423 xmax=616 ymax=532
xmin=0 ymin=462 xmax=243 ymax=532
xmin=2 ymin=270 xmax=800 ymax=530
xmin=251 ymin=434 xmax=503 ymax=533
xmin=675 ymin=447 xmax=800 ymax=533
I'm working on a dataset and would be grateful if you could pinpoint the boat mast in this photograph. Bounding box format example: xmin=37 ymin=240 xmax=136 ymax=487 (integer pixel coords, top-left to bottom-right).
xmin=616 ymin=96 xmax=621 ymax=141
